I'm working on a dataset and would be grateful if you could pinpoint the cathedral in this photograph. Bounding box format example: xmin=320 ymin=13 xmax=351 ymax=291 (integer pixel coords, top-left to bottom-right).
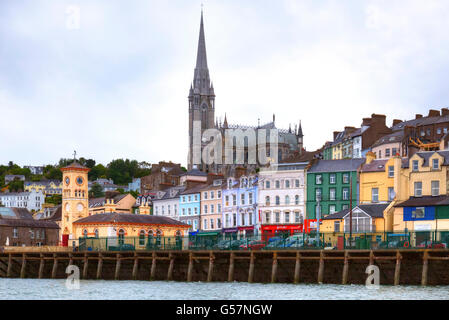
xmin=187 ymin=11 xmax=304 ymax=175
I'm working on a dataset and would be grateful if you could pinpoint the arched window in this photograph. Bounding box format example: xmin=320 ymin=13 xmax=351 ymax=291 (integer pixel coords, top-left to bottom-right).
xmin=285 ymin=195 xmax=290 ymax=205
xmin=83 ymin=229 xmax=88 ymax=238
xmin=285 ymin=180 xmax=290 ymax=188
xmin=275 ymin=181 xmax=280 ymax=189
xmin=265 ymin=196 xmax=270 ymax=205
xmin=94 ymin=229 xmax=99 ymax=238
xmin=295 ymin=195 xmax=300 ymax=205
xmin=275 ymin=196 xmax=280 ymax=205
xmin=139 ymin=230 xmax=146 ymax=246
xmin=118 ymin=229 xmax=125 ymax=245
xmin=266 ymin=181 xmax=270 ymax=189
xmin=156 ymin=229 xmax=162 ymax=247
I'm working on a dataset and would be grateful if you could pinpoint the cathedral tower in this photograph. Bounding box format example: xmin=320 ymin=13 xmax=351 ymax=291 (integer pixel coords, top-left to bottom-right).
xmin=60 ymin=161 xmax=90 ymax=246
xmin=188 ymin=11 xmax=215 ymax=170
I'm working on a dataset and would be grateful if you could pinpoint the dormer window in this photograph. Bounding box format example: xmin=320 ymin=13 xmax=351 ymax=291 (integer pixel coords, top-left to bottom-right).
xmin=412 ymin=160 xmax=419 ymax=172
xmin=433 ymin=159 xmax=439 ymax=170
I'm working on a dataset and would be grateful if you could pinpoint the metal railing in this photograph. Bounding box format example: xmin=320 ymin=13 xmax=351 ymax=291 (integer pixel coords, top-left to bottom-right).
xmin=77 ymin=230 xmax=449 ymax=252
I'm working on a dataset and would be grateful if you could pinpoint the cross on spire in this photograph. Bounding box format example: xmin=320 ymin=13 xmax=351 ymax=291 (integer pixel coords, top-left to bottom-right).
xmin=73 ymin=150 xmax=77 ymax=161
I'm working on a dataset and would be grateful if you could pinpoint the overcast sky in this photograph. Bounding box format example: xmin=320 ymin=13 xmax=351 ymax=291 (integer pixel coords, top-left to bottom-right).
xmin=1 ymin=0 xmax=449 ymax=167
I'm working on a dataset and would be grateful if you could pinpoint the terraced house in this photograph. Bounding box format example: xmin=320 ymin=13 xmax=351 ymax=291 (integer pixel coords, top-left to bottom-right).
xmin=258 ymin=162 xmax=307 ymax=236
xmin=24 ymin=180 xmax=62 ymax=196
xmin=306 ymin=159 xmax=365 ymax=219
xmin=152 ymin=186 xmax=185 ymax=222
xmin=392 ymin=150 xmax=449 ymax=237
xmin=199 ymin=178 xmax=223 ymax=234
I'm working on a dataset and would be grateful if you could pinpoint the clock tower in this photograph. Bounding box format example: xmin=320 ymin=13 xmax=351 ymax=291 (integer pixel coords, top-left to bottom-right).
xmin=60 ymin=161 xmax=90 ymax=246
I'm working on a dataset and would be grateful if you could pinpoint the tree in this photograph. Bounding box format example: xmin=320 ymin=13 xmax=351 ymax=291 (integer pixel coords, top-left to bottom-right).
xmin=45 ymin=194 xmax=62 ymax=206
xmin=8 ymin=180 xmax=24 ymax=192
xmin=89 ymin=164 xmax=107 ymax=181
xmin=89 ymin=184 xmax=104 ymax=198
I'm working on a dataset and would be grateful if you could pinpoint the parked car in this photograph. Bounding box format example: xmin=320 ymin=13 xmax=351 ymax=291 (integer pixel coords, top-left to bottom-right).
xmin=265 ymin=239 xmax=289 ymax=249
xmin=240 ymin=240 xmax=266 ymax=250
xmin=217 ymin=239 xmax=245 ymax=250
xmin=417 ymin=241 xmax=447 ymax=249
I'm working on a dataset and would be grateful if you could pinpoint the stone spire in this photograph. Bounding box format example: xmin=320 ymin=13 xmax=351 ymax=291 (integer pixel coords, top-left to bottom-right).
xmin=223 ymin=113 xmax=228 ymax=128
xmin=297 ymin=120 xmax=303 ymax=136
xmin=193 ymin=10 xmax=211 ymax=95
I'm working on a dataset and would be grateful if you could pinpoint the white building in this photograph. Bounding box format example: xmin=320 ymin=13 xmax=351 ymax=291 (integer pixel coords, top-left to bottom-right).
xmin=257 ymin=162 xmax=308 ymax=235
xmin=0 ymin=190 xmax=45 ymax=212
xmin=152 ymin=186 xmax=185 ymax=222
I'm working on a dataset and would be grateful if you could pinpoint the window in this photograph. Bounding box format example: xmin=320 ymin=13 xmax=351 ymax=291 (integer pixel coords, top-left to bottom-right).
xmin=232 ymin=195 xmax=236 ymax=206
xmin=82 ymin=229 xmax=87 ymax=238
xmin=118 ymin=229 xmax=125 ymax=245
xmin=334 ymin=221 xmax=340 ymax=232
xmin=225 ymin=195 xmax=229 ymax=206
xmin=342 ymin=204 xmax=349 ymax=210
xmin=343 ymin=173 xmax=350 ymax=184
xmin=210 ymin=204 xmax=214 ymax=213
xmin=188 ymin=208 xmax=192 ymax=215
xmin=217 ymin=218 xmax=222 ymax=228
xmin=210 ymin=219 xmax=214 ymax=229
xmin=285 ymin=212 xmax=290 ymax=223
xmin=388 ymin=166 xmax=394 ymax=178
xmin=329 ymin=174 xmax=336 ymax=184
xmin=203 ymin=192 xmax=208 ymax=200
xmin=217 ymin=204 xmax=221 ymax=213
xmin=414 ymin=182 xmax=422 ymax=197
xmin=275 ymin=212 xmax=280 ymax=223
xmin=329 ymin=188 xmax=336 ymax=201
xmin=388 ymin=187 xmax=395 ymax=201
xmin=241 ymin=194 xmax=245 ymax=205
xmin=203 ymin=219 xmax=208 ymax=230
xmin=329 ymin=205 xmax=336 ymax=214
xmin=139 ymin=230 xmax=146 ymax=246
xmin=316 ymin=175 xmax=322 ymax=185
xmin=194 ymin=207 xmax=198 ymax=215
xmin=266 ymin=181 xmax=270 ymax=189
xmin=275 ymin=180 xmax=280 ymax=188
xmin=315 ymin=188 xmax=322 ymax=201
xmin=217 ymin=190 xmax=221 ymax=198
xmin=249 ymin=193 xmax=253 ymax=204
xmin=204 ymin=205 xmax=208 ymax=214
xmin=265 ymin=196 xmax=270 ymax=205
xmin=412 ymin=207 xmax=425 ymax=219
xmin=210 ymin=191 xmax=214 ymax=199
xmin=233 ymin=213 xmax=237 ymax=226
xmin=295 ymin=195 xmax=299 ymax=205
xmin=379 ymin=150 xmax=382 ymax=159
xmin=343 ymin=188 xmax=349 ymax=200
xmin=372 ymin=188 xmax=379 ymax=203
xmin=275 ymin=196 xmax=280 ymax=205
xmin=392 ymin=148 xmax=397 ymax=156
xmin=412 ymin=160 xmax=419 ymax=171
xmin=433 ymin=159 xmax=439 ymax=170
xmin=94 ymin=229 xmax=99 ymax=238
xmin=265 ymin=212 xmax=271 ymax=224
xmin=295 ymin=179 xmax=300 ymax=188
xmin=385 ymin=148 xmax=390 ymax=157
xmin=285 ymin=195 xmax=290 ymax=205
xmin=295 ymin=212 xmax=301 ymax=223
xmin=432 ymin=181 xmax=440 ymax=196
xmin=285 ymin=180 xmax=290 ymax=188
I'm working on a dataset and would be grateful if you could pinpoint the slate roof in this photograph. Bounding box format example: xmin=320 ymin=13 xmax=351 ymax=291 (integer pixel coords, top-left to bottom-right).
xmin=308 ymin=158 xmax=365 ymax=173
xmin=394 ymin=196 xmax=449 ymax=207
xmin=0 ymin=207 xmax=59 ymax=228
xmin=322 ymin=203 xmax=390 ymax=220
xmin=61 ymin=161 xmax=89 ymax=171
xmin=371 ymin=131 xmax=404 ymax=148
xmin=73 ymin=212 xmax=189 ymax=227
xmin=414 ymin=151 xmax=449 ymax=166
xmin=360 ymin=159 xmax=389 ymax=173
xmin=89 ymin=194 xmax=128 ymax=208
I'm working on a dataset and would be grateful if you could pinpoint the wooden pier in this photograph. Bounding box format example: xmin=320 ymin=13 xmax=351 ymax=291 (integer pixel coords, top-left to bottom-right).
xmin=2 ymin=249 xmax=449 ymax=285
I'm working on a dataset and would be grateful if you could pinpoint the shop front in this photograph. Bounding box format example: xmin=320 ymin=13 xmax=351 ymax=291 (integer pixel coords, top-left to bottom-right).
xmin=222 ymin=227 xmax=239 ymax=239
xmin=261 ymin=224 xmax=303 ymax=239
xmin=238 ymin=225 xmax=255 ymax=238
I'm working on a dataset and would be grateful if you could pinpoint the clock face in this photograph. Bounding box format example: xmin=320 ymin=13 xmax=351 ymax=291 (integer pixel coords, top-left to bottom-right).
xmin=65 ymin=177 xmax=70 ymax=185
xmin=76 ymin=176 xmax=84 ymax=186
xmin=65 ymin=203 xmax=70 ymax=212
xmin=77 ymin=203 xmax=84 ymax=212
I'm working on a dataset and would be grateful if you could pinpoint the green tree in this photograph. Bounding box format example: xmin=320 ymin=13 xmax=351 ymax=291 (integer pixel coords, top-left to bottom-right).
xmin=45 ymin=194 xmax=62 ymax=206
xmin=89 ymin=164 xmax=107 ymax=181
xmin=8 ymin=180 xmax=24 ymax=192
xmin=89 ymin=183 xmax=104 ymax=198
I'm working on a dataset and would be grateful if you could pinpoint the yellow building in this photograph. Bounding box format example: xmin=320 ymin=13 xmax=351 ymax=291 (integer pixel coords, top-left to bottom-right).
xmin=24 ymin=180 xmax=63 ymax=196
xmin=391 ymin=150 xmax=449 ymax=233
xmin=88 ymin=193 xmax=136 ymax=215
xmin=73 ymin=212 xmax=190 ymax=249
xmin=60 ymin=162 xmax=90 ymax=246
xmin=359 ymin=152 xmax=396 ymax=204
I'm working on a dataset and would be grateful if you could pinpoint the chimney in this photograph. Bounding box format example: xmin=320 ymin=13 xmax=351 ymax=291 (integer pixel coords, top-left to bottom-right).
xmin=370 ymin=114 xmax=387 ymax=126
xmin=365 ymin=151 xmax=376 ymax=164
xmin=415 ymin=114 xmax=423 ymax=119
xmin=185 ymin=179 xmax=204 ymax=190
xmin=428 ymin=109 xmax=440 ymax=117
xmin=207 ymin=173 xmax=223 ymax=184
xmin=392 ymin=119 xmax=402 ymax=126
xmin=362 ymin=118 xmax=372 ymax=126
xmin=235 ymin=167 xmax=246 ymax=179
xmin=442 ymin=108 xmax=449 ymax=116
xmin=333 ymin=131 xmax=340 ymax=140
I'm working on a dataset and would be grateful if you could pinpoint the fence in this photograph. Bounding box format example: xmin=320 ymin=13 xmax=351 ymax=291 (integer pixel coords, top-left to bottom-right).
xmin=77 ymin=229 xmax=449 ymax=252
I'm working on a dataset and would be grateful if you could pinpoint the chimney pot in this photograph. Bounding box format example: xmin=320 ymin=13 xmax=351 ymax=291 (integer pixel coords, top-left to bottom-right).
xmin=415 ymin=114 xmax=423 ymax=119
xmin=428 ymin=109 xmax=440 ymax=117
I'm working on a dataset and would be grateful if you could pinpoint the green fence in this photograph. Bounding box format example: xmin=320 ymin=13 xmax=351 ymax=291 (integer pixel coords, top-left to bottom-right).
xmin=77 ymin=230 xmax=449 ymax=252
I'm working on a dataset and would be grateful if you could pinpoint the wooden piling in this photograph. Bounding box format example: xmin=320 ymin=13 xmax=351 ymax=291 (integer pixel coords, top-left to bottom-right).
xmin=96 ymin=253 xmax=103 ymax=279
xmin=207 ymin=252 xmax=214 ymax=282
xmin=342 ymin=251 xmax=349 ymax=285
xmin=248 ymin=252 xmax=255 ymax=283
xmin=228 ymin=252 xmax=235 ymax=282
xmin=51 ymin=254 xmax=58 ymax=279
xmin=187 ymin=252 xmax=193 ymax=282
xmin=369 ymin=250 xmax=374 ymax=266
xmin=317 ymin=251 xmax=324 ymax=284
xmin=394 ymin=251 xmax=401 ymax=286
xmin=68 ymin=253 xmax=73 ymax=267
xmin=20 ymin=254 xmax=26 ymax=279
xmin=83 ymin=254 xmax=89 ymax=279
xmin=271 ymin=252 xmax=278 ymax=283
xmin=422 ymin=251 xmax=429 ymax=286
xmin=294 ymin=252 xmax=301 ymax=284
xmin=150 ymin=252 xmax=157 ymax=281
xmin=7 ymin=254 xmax=12 ymax=278
xmin=167 ymin=253 xmax=175 ymax=281
xmin=132 ymin=254 xmax=139 ymax=280
xmin=114 ymin=254 xmax=121 ymax=280
xmin=38 ymin=254 xmax=45 ymax=279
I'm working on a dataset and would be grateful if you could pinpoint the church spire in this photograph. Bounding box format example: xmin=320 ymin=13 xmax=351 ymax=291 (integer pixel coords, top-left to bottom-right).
xmin=193 ymin=10 xmax=211 ymax=94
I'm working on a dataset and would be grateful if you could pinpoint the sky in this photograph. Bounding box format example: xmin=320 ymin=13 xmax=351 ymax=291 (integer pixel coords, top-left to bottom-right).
xmin=1 ymin=0 xmax=449 ymax=167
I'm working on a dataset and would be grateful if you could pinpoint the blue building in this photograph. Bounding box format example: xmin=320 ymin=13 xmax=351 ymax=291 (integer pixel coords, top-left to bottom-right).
xmin=179 ymin=185 xmax=203 ymax=233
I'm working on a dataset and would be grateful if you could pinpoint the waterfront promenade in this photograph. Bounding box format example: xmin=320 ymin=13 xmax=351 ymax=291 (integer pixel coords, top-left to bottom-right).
xmin=2 ymin=248 xmax=449 ymax=286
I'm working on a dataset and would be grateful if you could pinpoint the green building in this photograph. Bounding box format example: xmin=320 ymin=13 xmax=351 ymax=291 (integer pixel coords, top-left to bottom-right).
xmin=323 ymin=142 xmax=333 ymax=160
xmin=306 ymin=159 xmax=365 ymax=219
